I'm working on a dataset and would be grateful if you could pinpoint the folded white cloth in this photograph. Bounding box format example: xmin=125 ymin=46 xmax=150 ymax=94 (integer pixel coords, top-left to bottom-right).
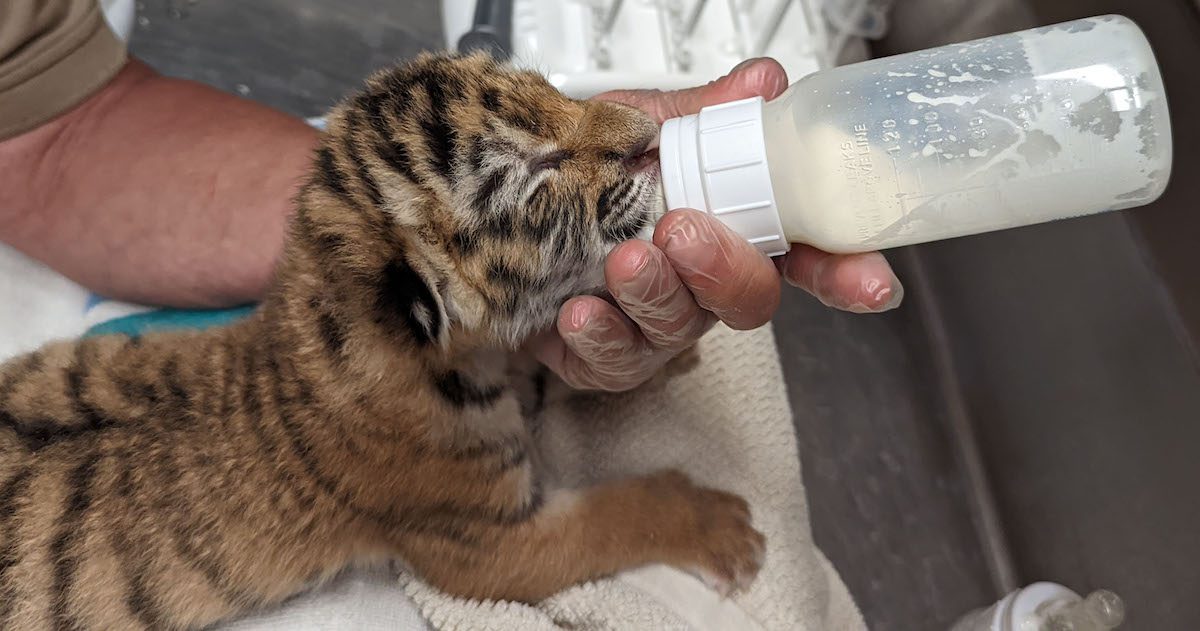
xmin=217 ymin=568 xmax=431 ymax=631
xmin=394 ymin=324 xmax=864 ymax=631
xmin=0 ymin=243 xmax=150 ymax=361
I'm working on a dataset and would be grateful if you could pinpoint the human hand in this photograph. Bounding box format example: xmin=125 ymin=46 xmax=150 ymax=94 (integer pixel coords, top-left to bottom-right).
xmin=532 ymin=59 xmax=903 ymax=392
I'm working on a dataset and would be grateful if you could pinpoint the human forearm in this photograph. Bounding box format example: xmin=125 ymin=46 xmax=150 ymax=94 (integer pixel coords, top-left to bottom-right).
xmin=0 ymin=59 xmax=317 ymax=308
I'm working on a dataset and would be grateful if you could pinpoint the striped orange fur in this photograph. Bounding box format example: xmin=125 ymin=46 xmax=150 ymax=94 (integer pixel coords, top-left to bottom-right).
xmin=0 ymin=52 xmax=763 ymax=630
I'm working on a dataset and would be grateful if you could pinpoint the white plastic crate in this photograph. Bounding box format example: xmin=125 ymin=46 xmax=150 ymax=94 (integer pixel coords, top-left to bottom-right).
xmin=442 ymin=0 xmax=892 ymax=98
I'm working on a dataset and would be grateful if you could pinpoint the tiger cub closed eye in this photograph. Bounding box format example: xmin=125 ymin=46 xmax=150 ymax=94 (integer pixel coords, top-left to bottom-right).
xmin=0 ymin=52 xmax=763 ymax=630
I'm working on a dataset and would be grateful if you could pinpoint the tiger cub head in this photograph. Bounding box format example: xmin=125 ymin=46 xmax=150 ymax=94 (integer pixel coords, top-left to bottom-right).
xmin=302 ymin=52 xmax=663 ymax=350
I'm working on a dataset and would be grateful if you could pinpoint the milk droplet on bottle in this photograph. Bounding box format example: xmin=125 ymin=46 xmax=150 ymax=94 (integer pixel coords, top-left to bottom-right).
xmin=657 ymin=15 xmax=1172 ymax=255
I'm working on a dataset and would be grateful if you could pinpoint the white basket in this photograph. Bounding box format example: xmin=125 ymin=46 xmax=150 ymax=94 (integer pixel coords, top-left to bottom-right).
xmin=98 ymin=0 xmax=137 ymax=42
xmin=442 ymin=0 xmax=893 ymax=98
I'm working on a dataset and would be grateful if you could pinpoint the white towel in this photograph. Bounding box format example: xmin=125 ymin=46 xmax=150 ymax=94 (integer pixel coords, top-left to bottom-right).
xmin=0 ymin=244 xmax=150 ymax=360
xmin=396 ymin=324 xmax=865 ymax=631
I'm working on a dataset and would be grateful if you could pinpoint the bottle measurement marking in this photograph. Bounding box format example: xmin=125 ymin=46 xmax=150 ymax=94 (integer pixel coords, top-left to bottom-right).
xmin=842 ymin=122 xmax=892 ymax=238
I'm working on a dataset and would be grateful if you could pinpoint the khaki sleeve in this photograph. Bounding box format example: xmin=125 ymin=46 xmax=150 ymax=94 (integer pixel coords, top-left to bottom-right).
xmin=0 ymin=0 xmax=128 ymax=140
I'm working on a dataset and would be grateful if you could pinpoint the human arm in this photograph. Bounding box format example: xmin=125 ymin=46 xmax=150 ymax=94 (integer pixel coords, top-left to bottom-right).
xmin=0 ymin=58 xmax=318 ymax=308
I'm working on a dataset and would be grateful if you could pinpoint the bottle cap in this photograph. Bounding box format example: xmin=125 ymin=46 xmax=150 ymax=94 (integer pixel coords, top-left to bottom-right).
xmin=658 ymin=97 xmax=790 ymax=257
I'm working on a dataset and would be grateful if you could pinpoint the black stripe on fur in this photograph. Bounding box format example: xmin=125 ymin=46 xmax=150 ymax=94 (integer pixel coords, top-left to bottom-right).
xmin=373 ymin=256 xmax=443 ymax=346
xmin=434 ymin=371 xmax=505 ymax=408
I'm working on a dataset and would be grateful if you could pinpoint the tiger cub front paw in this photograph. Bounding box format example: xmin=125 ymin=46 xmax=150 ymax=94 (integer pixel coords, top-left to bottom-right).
xmin=645 ymin=470 xmax=766 ymax=597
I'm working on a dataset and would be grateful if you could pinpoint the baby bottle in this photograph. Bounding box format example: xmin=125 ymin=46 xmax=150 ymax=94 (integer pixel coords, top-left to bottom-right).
xmin=657 ymin=15 xmax=1172 ymax=256
xmin=949 ymin=582 xmax=1125 ymax=631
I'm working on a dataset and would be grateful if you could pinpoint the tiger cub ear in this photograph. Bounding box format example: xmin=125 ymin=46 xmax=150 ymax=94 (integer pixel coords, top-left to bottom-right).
xmin=373 ymin=252 xmax=449 ymax=348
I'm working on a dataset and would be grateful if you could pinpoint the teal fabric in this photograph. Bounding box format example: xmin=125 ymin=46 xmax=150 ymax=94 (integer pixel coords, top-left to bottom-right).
xmin=83 ymin=305 xmax=256 ymax=338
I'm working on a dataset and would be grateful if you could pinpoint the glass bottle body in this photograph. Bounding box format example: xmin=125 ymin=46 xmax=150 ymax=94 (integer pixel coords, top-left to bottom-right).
xmin=759 ymin=15 xmax=1171 ymax=252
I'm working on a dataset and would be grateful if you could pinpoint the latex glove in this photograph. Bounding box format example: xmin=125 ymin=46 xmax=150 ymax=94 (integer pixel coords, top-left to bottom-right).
xmin=533 ymin=58 xmax=904 ymax=392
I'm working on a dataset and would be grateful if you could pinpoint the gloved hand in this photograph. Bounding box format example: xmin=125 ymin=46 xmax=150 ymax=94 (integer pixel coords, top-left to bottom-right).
xmin=532 ymin=58 xmax=904 ymax=392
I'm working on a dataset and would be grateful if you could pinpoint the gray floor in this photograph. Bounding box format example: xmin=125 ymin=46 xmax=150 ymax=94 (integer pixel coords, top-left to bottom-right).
xmin=130 ymin=0 xmax=441 ymax=120
xmin=878 ymin=1 xmax=1200 ymax=628
xmin=776 ymin=287 xmax=997 ymax=629
xmin=128 ymin=1 xmax=998 ymax=629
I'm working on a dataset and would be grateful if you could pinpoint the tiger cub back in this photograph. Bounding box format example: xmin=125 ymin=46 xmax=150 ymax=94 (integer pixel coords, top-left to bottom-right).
xmin=0 ymin=52 xmax=763 ymax=630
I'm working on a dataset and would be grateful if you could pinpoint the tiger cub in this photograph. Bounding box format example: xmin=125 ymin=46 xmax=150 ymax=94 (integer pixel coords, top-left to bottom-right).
xmin=0 ymin=52 xmax=764 ymax=630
